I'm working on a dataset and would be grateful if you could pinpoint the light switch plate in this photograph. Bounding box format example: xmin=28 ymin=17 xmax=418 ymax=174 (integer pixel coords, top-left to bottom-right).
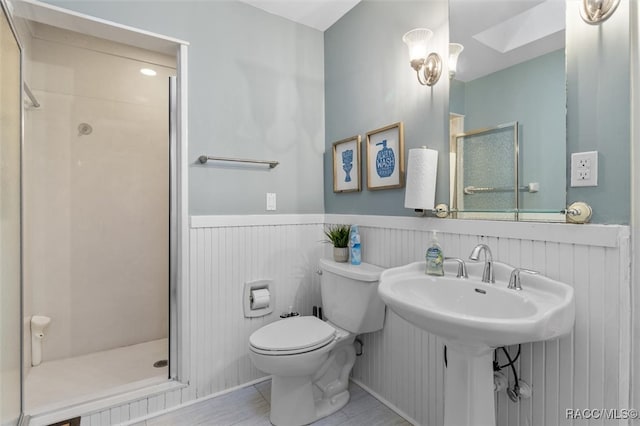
xmin=266 ymin=193 xmax=277 ymax=211
xmin=570 ymin=151 xmax=598 ymax=187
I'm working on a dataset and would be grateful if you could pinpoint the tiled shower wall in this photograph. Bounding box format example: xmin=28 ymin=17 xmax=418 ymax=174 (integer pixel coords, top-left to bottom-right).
xmin=79 ymin=215 xmax=631 ymax=426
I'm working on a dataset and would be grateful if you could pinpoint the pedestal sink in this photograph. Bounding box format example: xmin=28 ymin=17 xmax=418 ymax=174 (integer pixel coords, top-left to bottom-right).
xmin=378 ymin=260 xmax=575 ymax=426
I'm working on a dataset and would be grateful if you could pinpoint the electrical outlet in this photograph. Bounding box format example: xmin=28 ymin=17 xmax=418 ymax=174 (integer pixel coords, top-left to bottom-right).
xmin=571 ymin=151 xmax=598 ymax=187
xmin=577 ymin=168 xmax=590 ymax=181
xmin=577 ymin=158 xmax=591 ymax=169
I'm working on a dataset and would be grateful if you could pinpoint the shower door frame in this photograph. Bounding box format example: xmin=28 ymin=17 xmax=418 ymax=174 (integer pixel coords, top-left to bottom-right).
xmin=0 ymin=0 xmax=25 ymax=424
xmin=12 ymin=0 xmax=191 ymax=421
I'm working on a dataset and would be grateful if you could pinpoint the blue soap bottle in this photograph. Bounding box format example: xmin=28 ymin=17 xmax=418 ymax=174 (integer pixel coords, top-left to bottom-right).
xmin=350 ymin=225 xmax=361 ymax=265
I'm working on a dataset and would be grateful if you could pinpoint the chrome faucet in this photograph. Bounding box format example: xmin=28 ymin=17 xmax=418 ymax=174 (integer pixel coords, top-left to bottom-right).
xmin=444 ymin=257 xmax=468 ymax=278
xmin=507 ymin=268 xmax=539 ymax=290
xmin=469 ymin=244 xmax=495 ymax=283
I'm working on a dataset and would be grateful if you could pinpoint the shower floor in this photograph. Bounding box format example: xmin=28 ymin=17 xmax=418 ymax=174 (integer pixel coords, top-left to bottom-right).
xmin=25 ymin=338 xmax=168 ymax=414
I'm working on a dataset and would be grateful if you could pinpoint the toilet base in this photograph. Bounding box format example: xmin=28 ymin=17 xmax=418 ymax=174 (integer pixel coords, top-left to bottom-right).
xmin=270 ymin=375 xmax=317 ymax=426
xmin=269 ymin=375 xmax=351 ymax=426
xmin=268 ymin=337 xmax=356 ymax=426
xmin=315 ymin=389 xmax=350 ymax=420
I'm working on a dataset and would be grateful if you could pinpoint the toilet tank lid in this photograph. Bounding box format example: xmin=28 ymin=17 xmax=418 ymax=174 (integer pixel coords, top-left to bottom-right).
xmin=319 ymin=258 xmax=384 ymax=282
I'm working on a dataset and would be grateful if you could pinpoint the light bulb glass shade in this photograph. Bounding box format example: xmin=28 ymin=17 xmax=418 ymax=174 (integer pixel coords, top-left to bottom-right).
xmin=448 ymin=43 xmax=464 ymax=78
xmin=402 ymin=28 xmax=433 ymax=61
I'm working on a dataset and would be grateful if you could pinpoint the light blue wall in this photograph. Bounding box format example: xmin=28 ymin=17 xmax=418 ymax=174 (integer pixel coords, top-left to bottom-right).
xmin=449 ymin=78 xmax=465 ymax=115
xmin=324 ymin=0 xmax=449 ymax=216
xmin=566 ymin=0 xmax=630 ymax=224
xmin=454 ymin=50 xmax=566 ymax=211
xmin=41 ymin=0 xmax=633 ymax=223
xmin=45 ymin=0 xmax=326 ymax=216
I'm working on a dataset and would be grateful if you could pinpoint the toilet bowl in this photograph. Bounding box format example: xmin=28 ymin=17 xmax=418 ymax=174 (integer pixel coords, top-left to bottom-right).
xmin=249 ymin=259 xmax=385 ymax=426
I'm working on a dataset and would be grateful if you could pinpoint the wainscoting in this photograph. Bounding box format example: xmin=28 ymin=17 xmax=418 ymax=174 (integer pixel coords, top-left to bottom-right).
xmin=337 ymin=214 xmax=631 ymax=426
xmin=187 ymin=216 xmax=326 ymax=397
xmin=74 ymin=215 xmax=630 ymax=426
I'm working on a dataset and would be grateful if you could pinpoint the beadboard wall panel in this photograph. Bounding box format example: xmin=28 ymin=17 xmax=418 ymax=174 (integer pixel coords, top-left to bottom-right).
xmin=189 ymin=222 xmax=326 ymax=397
xmin=339 ymin=217 xmax=631 ymax=426
xmin=76 ymin=216 xmax=630 ymax=426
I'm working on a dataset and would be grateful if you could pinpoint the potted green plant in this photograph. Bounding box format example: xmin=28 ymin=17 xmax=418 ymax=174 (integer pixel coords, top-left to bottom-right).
xmin=324 ymin=224 xmax=351 ymax=262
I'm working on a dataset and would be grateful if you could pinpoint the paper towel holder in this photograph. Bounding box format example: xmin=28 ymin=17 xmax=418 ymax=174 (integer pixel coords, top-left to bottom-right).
xmin=405 ymin=146 xmax=448 ymax=217
xmin=243 ymin=280 xmax=274 ymax=318
xmin=412 ymin=203 xmax=450 ymax=218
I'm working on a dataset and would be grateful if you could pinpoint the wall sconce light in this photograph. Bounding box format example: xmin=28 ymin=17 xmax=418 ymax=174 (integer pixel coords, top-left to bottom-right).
xmin=448 ymin=43 xmax=464 ymax=79
xmin=402 ymin=28 xmax=442 ymax=87
xmin=580 ymin=0 xmax=620 ymax=24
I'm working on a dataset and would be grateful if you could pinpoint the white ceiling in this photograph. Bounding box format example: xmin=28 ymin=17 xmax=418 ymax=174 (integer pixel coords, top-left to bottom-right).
xmin=238 ymin=0 xmax=566 ymax=81
xmin=237 ymin=0 xmax=361 ymax=31
xmin=450 ymin=0 xmax=566 ymax=82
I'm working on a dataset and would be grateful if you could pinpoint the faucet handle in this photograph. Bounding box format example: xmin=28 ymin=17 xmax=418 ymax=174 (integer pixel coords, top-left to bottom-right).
xmin=444 ymin=257 xmax=468 ymax=278
xmin=508 ymin=268 xmax=539 ymax=291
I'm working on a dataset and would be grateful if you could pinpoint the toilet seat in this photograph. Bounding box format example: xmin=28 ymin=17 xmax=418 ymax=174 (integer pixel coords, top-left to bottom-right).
xmin=249 ymin=316 xmax=336 ymax=356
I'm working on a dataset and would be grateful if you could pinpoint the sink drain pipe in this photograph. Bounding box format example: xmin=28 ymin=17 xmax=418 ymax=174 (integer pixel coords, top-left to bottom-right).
xmin=444 ymin=344 xmax=523 ymax=400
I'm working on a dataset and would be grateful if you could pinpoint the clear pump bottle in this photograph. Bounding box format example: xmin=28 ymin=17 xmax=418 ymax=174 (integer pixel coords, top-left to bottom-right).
xmin=425 ymin=230 xmax=444 ymax=276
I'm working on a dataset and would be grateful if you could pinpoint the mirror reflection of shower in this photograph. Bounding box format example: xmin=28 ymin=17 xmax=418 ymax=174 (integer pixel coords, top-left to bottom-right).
xmin=449 ymin=0 xmax=567 ymax=220
xmin=17 ymin=18 xmax=176 ymax=413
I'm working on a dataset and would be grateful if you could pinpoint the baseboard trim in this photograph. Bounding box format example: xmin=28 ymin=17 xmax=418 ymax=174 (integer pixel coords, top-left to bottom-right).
xmin=120 ymin=376 xmax=271 ymax=426
xmin=350 ymin=378 xmax=419 ymax=426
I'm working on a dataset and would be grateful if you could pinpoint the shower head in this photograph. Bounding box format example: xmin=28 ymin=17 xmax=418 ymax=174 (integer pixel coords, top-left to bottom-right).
xmin=78 ymin=123 xmax=93 ymax=136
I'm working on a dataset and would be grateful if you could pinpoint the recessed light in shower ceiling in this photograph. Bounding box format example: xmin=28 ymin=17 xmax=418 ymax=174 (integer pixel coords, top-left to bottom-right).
xmin=140 ymin=68 xmax=157 ymax=76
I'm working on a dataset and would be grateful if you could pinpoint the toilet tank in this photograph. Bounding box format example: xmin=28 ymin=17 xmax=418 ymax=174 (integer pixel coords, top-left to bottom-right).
xmin=319 ymin=259 xmax=386 ymax=334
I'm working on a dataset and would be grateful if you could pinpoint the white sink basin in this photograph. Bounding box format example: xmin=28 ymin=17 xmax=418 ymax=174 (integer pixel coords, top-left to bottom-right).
xmin=379 ymin=258 xmax=575 ymax=426
xmin=378 ymin=260 xmax=575 ymax=348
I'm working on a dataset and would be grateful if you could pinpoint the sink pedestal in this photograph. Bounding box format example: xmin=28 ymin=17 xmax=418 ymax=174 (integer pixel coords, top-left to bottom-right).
xmin=444 ymin=342 xmax=495 ymax=426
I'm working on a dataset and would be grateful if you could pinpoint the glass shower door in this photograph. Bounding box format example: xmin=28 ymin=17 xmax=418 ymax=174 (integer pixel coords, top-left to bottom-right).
xmin=455 ymin=122 xmax=519 ymax=220
xmin=0 ymin=1 xmax=23 ymax=424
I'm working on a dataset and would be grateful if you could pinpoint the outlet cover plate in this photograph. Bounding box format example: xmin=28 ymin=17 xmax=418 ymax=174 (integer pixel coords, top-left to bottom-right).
xmin=570 ymin=151 xmax=598 ymax=187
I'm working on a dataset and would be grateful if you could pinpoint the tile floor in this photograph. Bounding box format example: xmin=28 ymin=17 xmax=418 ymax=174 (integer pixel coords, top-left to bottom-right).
xmin=26 ymin=339 xmax=168 ymax=413
xmin=137 ymin=380 xmax=412 ymax=426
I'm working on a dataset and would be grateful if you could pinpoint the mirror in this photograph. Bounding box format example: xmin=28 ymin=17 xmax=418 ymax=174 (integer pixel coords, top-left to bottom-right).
xmin=449 ymin=0 xmax=566 ymax=221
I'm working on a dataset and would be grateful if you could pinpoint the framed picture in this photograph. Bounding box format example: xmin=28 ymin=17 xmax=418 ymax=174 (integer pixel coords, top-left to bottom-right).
xmin=366 ymin=122 xmax=404 ymax=190
xmin=332 ymin=135 xmax=361 ymax=192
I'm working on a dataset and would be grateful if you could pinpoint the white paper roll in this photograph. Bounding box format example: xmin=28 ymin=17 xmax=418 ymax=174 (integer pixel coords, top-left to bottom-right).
xmin=251 ymin=288 xmax=271 ymax=310
xmin=404 ymin=147 xmax=438 ymax=210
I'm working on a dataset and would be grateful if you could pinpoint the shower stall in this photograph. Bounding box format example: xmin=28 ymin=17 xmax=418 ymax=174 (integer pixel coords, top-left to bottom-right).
xmin=0 ymin=1 xmax=188 ymax=423
xmin=6 ymin=5 xmax=181 ymax=417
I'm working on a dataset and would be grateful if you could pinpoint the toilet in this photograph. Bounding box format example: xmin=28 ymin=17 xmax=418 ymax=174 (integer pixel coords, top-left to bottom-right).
xmin=248 ymin=258 xmax=386 ymax=426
